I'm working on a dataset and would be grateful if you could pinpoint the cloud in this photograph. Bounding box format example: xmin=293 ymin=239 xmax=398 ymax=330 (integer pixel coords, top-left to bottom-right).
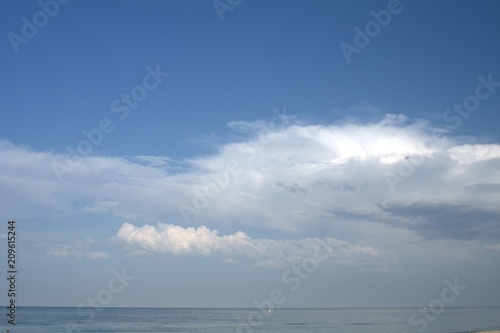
xmin=39 ymin=237 xmax=110 ymax=260
xmin=47 ymin=249 xmax=110 ymax=260
xmin=378 ymin=202 xmax=500 ymax=240
xmin=116 ymin=222 xmax=382 ymax=268
xmin=275 ymin=181 xmax=307 ymax=195
xmin=485 ymin=243 xmax=500 ymax=251
xmin=463 ymin=182 xmax=500 ymax=194
xmin=130 ymin=155 xmax=176 ymax=169
xmin=0 ymin=113 xmax=499 ymax=264
xmin=83 ymin=200 xmax=118 ymax=214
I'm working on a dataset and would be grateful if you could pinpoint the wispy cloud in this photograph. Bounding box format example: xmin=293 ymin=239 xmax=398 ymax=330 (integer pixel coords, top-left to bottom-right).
xmin=485 ymin=243 xmax=500 ymax=251
xmin=38 ymin=237 xmax=110 ymax=260
xmin=83 ymin=201 xmax=119 ymax=214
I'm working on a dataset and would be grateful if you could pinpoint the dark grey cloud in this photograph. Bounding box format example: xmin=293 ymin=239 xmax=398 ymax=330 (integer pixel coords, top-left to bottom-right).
xmin=275 ymin=181 xmax=307 ymax=194
xmin=313 ymin=180 xmax=367 ymax=193
xmin=326 ymin=207 xmax=374 ymax=221
xmin=378 ymin=202 xmax=500 ymax=240
xmin=463 ymin=182 xmax=500 ymax=194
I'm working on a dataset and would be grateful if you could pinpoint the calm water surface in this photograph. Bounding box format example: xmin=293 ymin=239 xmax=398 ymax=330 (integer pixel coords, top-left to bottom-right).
xmin=4 ymin=307 xmax=500 ymax=333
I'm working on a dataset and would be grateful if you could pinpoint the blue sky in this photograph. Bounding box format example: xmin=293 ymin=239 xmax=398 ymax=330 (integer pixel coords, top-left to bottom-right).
xmin=0 ymin=0 xmax=499 ymax=310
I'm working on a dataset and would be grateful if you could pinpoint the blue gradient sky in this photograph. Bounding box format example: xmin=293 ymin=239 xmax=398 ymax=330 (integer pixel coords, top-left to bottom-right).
xmin=0 ymin=0 xmax=499 ymax=308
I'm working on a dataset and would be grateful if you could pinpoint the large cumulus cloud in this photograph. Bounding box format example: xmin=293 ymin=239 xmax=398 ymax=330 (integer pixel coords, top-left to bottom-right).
xmin=1 ymin=114 xmax=499 ymax=267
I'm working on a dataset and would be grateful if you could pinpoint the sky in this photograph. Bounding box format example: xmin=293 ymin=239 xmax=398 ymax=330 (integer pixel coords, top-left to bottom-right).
xmin=0 ymin=0 xmax=499 ymax=309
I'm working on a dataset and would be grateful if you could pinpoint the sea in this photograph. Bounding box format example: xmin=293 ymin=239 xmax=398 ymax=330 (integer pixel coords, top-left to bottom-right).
xmin=3 ymin=307 xmax=500 ymax=333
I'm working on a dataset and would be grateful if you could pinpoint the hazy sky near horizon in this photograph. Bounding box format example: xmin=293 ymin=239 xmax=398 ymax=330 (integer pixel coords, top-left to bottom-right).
xmin=0 ymin=0 xmax=499 ymax=308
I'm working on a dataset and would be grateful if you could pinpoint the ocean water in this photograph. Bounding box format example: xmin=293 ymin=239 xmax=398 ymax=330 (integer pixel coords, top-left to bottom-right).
xmin=3 ymin=307 xmax=500 ymax=333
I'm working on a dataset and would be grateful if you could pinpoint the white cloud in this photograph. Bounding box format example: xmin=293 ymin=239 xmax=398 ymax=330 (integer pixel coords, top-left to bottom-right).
xmin=116 ymin=222 xmax=382 ymax=268
xmin=448 ymin=144 xmax=500 ymax=164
